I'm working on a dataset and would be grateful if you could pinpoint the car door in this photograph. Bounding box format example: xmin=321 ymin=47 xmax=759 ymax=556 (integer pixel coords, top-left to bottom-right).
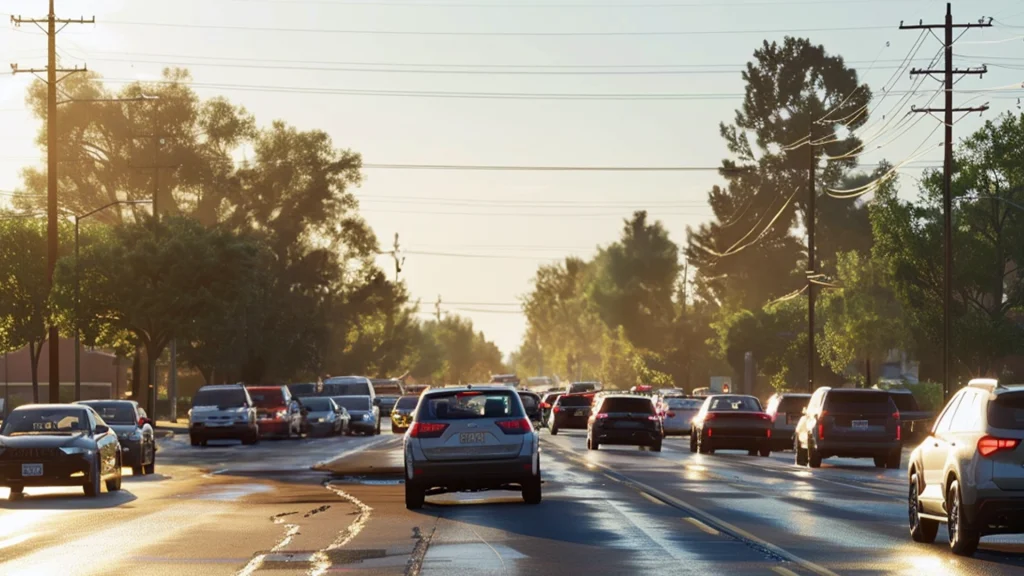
xmin=919 ymin=391 xmax=963 ymax=512
xmin=89 ymin=411 xmax=117 ymax=476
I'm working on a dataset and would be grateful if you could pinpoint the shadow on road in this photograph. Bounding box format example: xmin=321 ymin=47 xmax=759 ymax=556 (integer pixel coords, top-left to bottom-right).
xmin=2 ymin=489 xmax=138 ymax=510
xmin=122 ymin=472 xmax=173 ymax=483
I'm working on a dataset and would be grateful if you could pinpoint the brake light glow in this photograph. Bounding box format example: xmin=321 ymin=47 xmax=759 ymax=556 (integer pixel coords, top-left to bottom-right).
xmin=647 ymin=415 xmax=659 ymax=421
xmin=818 ymin=423 xmax=825 ymax=440
xmin=704 ymin=413 xmax=717 ymax=421
xmin=496 ymin=418 xmax=532 ymax=435
xmin=456 ymin=391 xmax=482 ymax=398
xmin=667 ymin=412 xmax=676 ymax=418
xmin=553 ymin=406 xmax=561 ymax=414
xmin=540 ymin=402 xmax=550 ymax=409
xmin=766 ymin=428 xmax=772 ymax=438
xmin=707 ymin=427 xmax=713 ymax=437
xmin=893 ymin=411 xmax=900 ymax=421
xmin=978 ymin=436 xmax=1021 ymax=457
xmin=409 ymin=422 xmax=449 ymax=438
xmin=758 ymin=414 xmax=771 ymax=422
xmin=896 ymin=423 xmax=901 ymax=441
xmin=595 ymin=413 xmax=609 ymax=419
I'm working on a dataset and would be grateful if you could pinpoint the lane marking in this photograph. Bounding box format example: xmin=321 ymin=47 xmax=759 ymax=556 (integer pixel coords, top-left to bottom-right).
xmin=685 ymin=517 xmax=720 ymax=536
xmin=309 ymin=483 xmax=374 ymax=576
xmin=639 ymin=490 xmax=667 ymax=507
xmin=311 ymin=435 xmax=399 ymax=471
xmin=773 ymin=567 xmax=801 ymax=576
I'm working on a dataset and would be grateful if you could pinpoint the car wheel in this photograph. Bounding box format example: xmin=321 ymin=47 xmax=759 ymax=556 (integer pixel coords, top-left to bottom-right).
xmin=947 ymin=480 xmax=980 ymax=556
xmin=651 ymin=441 xmax=662 ymax=453
xmin=689 ymin=431 xmax=698 ymax=453
xmin=909 ymin=473 xmax=938 ymax=543
xmin=8 ymin=486 xmax=23 ymax=500
xmin=886 ymin=449 xmax=902 ymax=470
xmin=106 ymin=458 xmax=123 ymax=492
xmin=808 ymin=443 xmax=822 ymax=468
xmin=795 ymin=438 xmax=808 ymax=466
xmin=132 ymin=464 xmax=144 ymax=476
xmin=748 ymin=448 xmax=758 ymax=456
xmin=144 ymin=451 xmax=156 ymax=475
xmin=874 ymin=455 xmax=887 ymax=468
xmin=698 ymin=433 xmax=713 ymax=454
xmin=759 ymin=447 xmax=771 ymax=458
xmin=550 ymin=425 xmax=558 ymax=436
xmin=190 ymin=436 xmax=202 ymax=447
xmin=392 ymin=424 xmax=400 ymax=434
xmin=83 ymin=459 xmax=102 ymax=497
xmin=522 ymin=472 xmax=542 ymax=505
xmin=405 ymin=480 xmax=425 ymax=510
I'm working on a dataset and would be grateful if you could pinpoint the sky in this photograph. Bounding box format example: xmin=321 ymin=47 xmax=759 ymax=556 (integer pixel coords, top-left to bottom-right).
xmin=1 ymin=0 xmax=1023 ymax=356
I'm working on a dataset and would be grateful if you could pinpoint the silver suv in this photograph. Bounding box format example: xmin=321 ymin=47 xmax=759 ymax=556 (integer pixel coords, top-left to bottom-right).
xmin=908 ymin=379 xmax=1024 ymax=556
xmin=403 ymin=386 xmax=541 ymax=509
xmin=188 ymin=384 xmax=259 ymax=447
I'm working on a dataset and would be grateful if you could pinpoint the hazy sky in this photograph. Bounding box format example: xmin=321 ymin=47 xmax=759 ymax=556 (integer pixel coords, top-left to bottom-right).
xmin=1 ymin=0 xmax=1022 ymax=356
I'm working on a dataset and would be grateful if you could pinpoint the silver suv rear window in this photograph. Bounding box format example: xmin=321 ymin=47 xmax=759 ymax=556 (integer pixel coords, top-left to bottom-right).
xmin=193 ymin=388 xmax=247 ymax=408
xmin=417 ymin=390 xmax=524 ymax=421
xmin=989 ymin=393 xmax=1024 ymax=430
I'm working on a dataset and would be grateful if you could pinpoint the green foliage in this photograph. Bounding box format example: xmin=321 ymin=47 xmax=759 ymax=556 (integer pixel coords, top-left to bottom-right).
xmin=410 ymin=316 xmax=506 ymax=384
xmin=598 ymin=326 xmax=638 ymax=389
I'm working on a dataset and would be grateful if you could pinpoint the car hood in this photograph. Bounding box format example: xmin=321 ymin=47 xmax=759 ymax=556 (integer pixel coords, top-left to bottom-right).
xmin=109 ymin=424 xmax=140 ymax=435
xmin=0 ymin=433 xmax=89 ymax=448
xmin=347 ymin=410 xmax=371 ymax=417
xmin=307 ymin=411 xmax=334 ymax=419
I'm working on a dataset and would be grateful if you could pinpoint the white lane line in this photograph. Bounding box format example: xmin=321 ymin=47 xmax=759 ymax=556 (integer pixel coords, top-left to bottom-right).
xmin=308 ymin=483 xmax=374 ymax=576
xmin=684 ymin=517 xmax=720 ymax=536
xmin=311 ymin=435 xmax=398 ymax=471
xmin=236 ymin=512 xmax=302 ymax=576
xmin=772 ymin=567 xmax=801 ymax=576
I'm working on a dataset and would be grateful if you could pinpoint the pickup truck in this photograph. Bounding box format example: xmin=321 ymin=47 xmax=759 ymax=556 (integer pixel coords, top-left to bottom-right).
xmin=886 ymin=389 xmax=934 ymax=442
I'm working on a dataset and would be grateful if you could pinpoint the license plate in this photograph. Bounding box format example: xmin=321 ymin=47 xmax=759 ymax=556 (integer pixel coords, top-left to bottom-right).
xmin=852 ymin=420 xmax=869 ymax=430
xmin=459 ymin=432 xmax=486 ymax=445
xmin=21 ymin=463 xmax=43 ymax=477
xmin=575 ymin=410 xmax=586 ymax=417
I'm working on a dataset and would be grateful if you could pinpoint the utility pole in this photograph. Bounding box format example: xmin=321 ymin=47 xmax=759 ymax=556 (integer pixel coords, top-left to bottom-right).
xmin=434 ymin=295 xmax=442 ymax=322
xmin=11 ymin=4 xmax=94 ymax=403
xmin=807 ymin=126 xmax=816 ymax=394
xmin=901 ymin=4 xmax=990 ymax=402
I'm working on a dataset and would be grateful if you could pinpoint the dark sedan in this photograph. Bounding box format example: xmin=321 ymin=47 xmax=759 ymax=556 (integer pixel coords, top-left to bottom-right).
xmin=587 ymin=394 xmax=662 ymax=451
xmin=689 ymin=395 xmax=772 ymax=457
xmin=78 ymin=400 xmax=156 ymax=476
xmin=0 ymin=405 xmax=123 ymax=499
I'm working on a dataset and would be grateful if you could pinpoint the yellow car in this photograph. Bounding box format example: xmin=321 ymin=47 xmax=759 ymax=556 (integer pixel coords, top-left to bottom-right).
xmin=390 ymin=395 xmax=420 ymax=433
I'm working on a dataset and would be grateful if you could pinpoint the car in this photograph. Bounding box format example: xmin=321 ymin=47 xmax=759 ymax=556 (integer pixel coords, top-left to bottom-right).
xmin=403 ymin=385 xmax=540 ymax=509
xmin=690 ymin=394 xmax=772 ymax=457
xmin=391 ymin=395 xmax=420 ymax=433
xmin=517 ymin=390 xmax=543 ymax=429
xmin=331 ymin=396 xmax=380 ymax=435
xmin=247 ymin=385 xmax=303 ymax=439
xmin=539 ymin=392 xmax=563 ymax=428
xmin=489 ymin=374 xmax=521 ymax=388
xmin=907 ymin=379 xmax=1024 ymax=556
xmin=794 ymin=387 xmax=901 ymax=469
xmin=884 ymin=387 xmax=935 ymax=442
xmin=0 ymin=404 xmax=122 ymax=499
xmin=764 ymin=392 xmax=812 ymax=451
xmin=322 ymin=376 xmax=377 ymax=403
xmin=659 ymin=396 xmax=704 ymax=436
xmin=77 ymin=400 xmax=156 ymax=476
xmin=301 ymin=397 xmax=349 ymax=437
xmin=377 ymin=395 xmax=400 ymax=418
xmin=587 ymin=394 xmax=662 ymax=451
xmin=549 ymin=392 xmax=595 ymax=435
xmin=188 ymin=384 xmax=259 ymax=447
xmin=567 ymin=381 xmax=600 ymax=394
xmin=287 ymin=382 xmax=321 ymax=398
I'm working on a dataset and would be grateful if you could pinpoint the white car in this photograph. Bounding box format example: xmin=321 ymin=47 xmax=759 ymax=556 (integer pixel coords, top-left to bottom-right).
xmin=403 ymin=386 xmax=541 ymax=509
xmin=188 ymin=384 xmax=259 ymax=446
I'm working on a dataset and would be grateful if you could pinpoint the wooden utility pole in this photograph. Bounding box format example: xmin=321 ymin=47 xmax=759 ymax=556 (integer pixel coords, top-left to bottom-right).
xmin=11 ymin=4 xmax=94 ymax=403
xmin=435 ymin=295 xmax=442 ymax=322
xmin=807 ymin=127 xmax=816 ymax=394
xmin=901 ymin=4 xmax=990 ymax=402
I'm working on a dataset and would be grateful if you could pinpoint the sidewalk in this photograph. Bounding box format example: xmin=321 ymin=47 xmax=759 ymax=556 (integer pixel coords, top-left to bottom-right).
xmin=155 ymin=419 xmax=189 ymax=439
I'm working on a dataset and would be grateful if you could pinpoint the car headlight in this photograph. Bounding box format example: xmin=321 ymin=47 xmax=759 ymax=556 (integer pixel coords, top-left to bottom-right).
xmin=236 ymin=414 xmax=249 ymax=422
xmin=275 ymin=410 xmax=288 ymax=419
xmin=314 ymin=418 xmax=324 ymax=423
xmin=60 ymin=447 xmax=93 ymax=456
xmin=128 ymin=430 xmax=142 ymax=441
xmin=362 ymin=413 xmax=372 ymax=422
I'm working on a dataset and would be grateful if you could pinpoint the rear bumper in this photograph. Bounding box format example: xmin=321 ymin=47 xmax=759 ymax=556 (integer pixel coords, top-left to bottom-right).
xmin=817 ymin=438 xmax=900 ymax=457
xmin=412 ymin=455 xmax=535 ymax=490
xmin=595 ymin=428 xmax=661 ymax=446
xmin=0 ymin=457 xmax=92 ymax=488
xmin=190 ymin=423 xmax=255 ymax=439
xmin=969 ymin=498 xmax=1024 ymax=534
xmin=706 ymin=436 xmax=769 ymax=450
xmin=120 ymin=439 xmax=146 ymax=466
xmin=350 ymin=421 xmax=377 ymax=433
xmin=308 ymin=422 xmax=338 ymax=436
xmin=552 ymin=414 xmax=589 ymax=429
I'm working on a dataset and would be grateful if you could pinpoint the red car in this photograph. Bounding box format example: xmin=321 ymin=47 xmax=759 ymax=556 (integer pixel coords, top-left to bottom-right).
xmin=246 ymin=385 xmax=303 ymax=439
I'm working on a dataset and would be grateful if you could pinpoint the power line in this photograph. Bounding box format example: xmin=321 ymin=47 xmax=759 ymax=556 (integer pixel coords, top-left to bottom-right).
xmin=403 ymin=249 xmax=566 ymax=259
xmin=209 ymin=0 xmax=927 ymax=7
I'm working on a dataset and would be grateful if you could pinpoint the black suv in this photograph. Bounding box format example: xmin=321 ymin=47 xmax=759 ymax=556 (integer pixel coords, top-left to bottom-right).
xmin=587 ymin=394 xmax=662 ymax=452
xmin=795 ymin=387 xmax=902 ymax=469
xmin=550 ymin=392 xmax=595 ymax=434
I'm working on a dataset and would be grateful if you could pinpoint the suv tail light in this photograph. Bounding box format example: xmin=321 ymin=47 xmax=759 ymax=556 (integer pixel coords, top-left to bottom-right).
xmin=409 ymin=422 xmax=449 ymax=438
xmin=893 ymin=411 xmax=900 ymax=421
xmin=553 ymin=406 xmax=561 ymax=414
xmin=667 ymin=412 xmax=676 ymax=418
xmin=978 ymin=436 xmax=1021 ymax=457
xmin=540 ymin=402 xmax=550 ymax=409
xmin=704 ymin=413 xmax=717 ymax=421
xmin=818 ymin=423 xmax=825 ymax=440
xmin=647 ymin=415 xmax=659 ymax=421
xmin=758 ymin=414 xmax=771 ymax=422
xmin=496 ymin=418 xmax=532 ymax=434
xmin=595 ymin=413 xmax=609 ymax=420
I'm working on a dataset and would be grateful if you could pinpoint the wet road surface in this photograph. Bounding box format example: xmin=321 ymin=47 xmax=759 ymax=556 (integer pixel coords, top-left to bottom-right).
xmin=1 ymin=427 xmax=1023 ymax=575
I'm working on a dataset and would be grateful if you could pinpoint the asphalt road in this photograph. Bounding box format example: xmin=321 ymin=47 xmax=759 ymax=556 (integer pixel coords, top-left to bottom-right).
xmin=1 ymin=428 xmax=1023 ymax=575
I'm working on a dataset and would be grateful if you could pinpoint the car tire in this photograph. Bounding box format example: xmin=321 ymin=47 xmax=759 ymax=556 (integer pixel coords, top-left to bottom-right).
xmin=886 ymin=450 xmax=902 ymax=470
xmin=550 ymin=425 xmax=559 ymax=436
xmin=144 ymin=452 xmax=156 ymax=475
xmin=392 ymin=424 xmax=400 ymax=434
xmin=106 ymin=458 xmax=123 ymax=492
xmin=795 ymin=438 xmax=808 ymax=466
xmin=759 ymin=447 xmax=771 ymax=458
xmin=748 ymin=448 xmax=758 ymax=456
xmin=405 ymin=480 xmax=425 ymax=510
xmin=808 ymin=443 xmax=822 ymax=468
xmin=689 ymin=432 xmax=697 ymax=453
xmin=84 ymin=460 xmax=102 ymax=497
xmin=587 ymin=436 xmax=599 ymax=450
xmin=522 ymin=472 xmax=542 ymax=505
xmin=698 ymin=434 xmax=713 ymax=455
xmin=874 ymin=455 xmax=887 ymax=468
xmin=132 ymin=464 xmax=144 ymax=476
xmin=8 ymin=486 xmax=23 ymax=500
xmin=909 ymin=473 xmax=938 ymax=543
xmin=651 ymin=441 xmax=662 ymax=453
xmin=242 ymin=433 xmax=259 ymax=446
xmin=948 ymin=480 xmax=980 ymax=556
xmin=190 ymin=436 xmax=202 ymax=447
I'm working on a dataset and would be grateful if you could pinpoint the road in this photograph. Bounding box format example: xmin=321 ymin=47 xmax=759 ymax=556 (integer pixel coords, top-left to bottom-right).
xmin=1 ymin=428 xmax=1023 ymax=575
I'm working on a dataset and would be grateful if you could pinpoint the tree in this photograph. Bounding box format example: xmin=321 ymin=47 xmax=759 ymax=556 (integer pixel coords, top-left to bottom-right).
xmin=687 ymin=37 xmax=872 ymax=310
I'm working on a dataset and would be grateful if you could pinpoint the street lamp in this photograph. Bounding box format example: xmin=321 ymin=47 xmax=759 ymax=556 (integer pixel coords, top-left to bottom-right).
xmin=74 ymin=199 xmax=152 ymax=401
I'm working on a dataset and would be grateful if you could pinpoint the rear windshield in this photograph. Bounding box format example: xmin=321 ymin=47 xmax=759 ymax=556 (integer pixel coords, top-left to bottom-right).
xmin=570 ymin=383 xmax=598 ymax=392
xmin=666 ymin=398 xmax=703 ymax=410
xmin=302 ymin=397 xmax=334 ymax=411
xmin=379 ymin=396 xmax=398 ymax=406
xmin=542 ymin=393 xmax=563 ymax=404
xmin=889 ymin=393 xmax=920 ymax=412
xmin=778 ymin=396 xmax=811 ymax=413
xmin=395 ymin=396 xmax=419 ymax=409
xmin=557 ymin=395 xmax=593 ymax=407
xmin=288 ymin=383 xmax=318 ymax=396
xmin=989 ymin=393 xmax=1024 ymax=430
xmin=600 ymin=397 xmax=655 ymax=414
xmin=84 ymin=402 xmax=136 ymax=424
xmin=709 ymin=396 xmax=762 ymax=412
xmin=334 ymin=397 xmax=370 ymax=411
xmin=248 ymin=389 xmax=285 ymax=408
xmin=193 ymin=388 xmax=248 ymax=408
xmin=323 ymin=380 xmax=372 ymax=397
xmin=825 ymin=391 xmax=894 ymax=414
xmin=417 ymin=390 xmax=524 ymax=421
xmin=518 ymin=394 xmax=539 ymax=410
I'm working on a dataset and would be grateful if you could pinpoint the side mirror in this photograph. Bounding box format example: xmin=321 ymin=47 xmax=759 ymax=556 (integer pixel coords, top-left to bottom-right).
xmin=95 ymin=424 xmax=110 ymax=435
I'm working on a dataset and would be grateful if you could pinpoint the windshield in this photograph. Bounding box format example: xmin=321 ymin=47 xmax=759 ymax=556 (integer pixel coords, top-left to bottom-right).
xmin=302 ymin=398 xmax=334 ymax=411
xmin=709 ymin=396 xmax=762 ymax=412
xmin=557 ymin=395 xmax=593 ymax=407
xmin=83 ymin=402 xmax=136 ymax=425
xmin=666 ymin=398 xmax=703 ymax=410
xmin=417 ymin=390 xmax=524 ymax=421
xmin=518 ymin=394 xmax=540 ymax=410
xmin=323 ymin=380 xmax=371 ymax=397
xmin=379 ymin=396 xmax=399 ymax=406
xmin=1 ymin=409 xmax=88 ymax=435
xmin=989 ymin=392 xmax=1024 ymax=430
xmin=825 ymin=391 xmax=894 ymax=414
xmin=334 ymin=397 xmax=370 ymax=411
xmin=288 ymin=383 xmax=318 ymax=396
xmin=395 ymin=396 xmax=419 ymax=409
xmin=193 ymin=388 xmax=248 ymax=408
xmin=600 ymin=397 xmax=655 ymax=414
xmin=888 ymin=393 xmax=919 ymax=412
xmin=248 ymin=389 xmax=285 ymax=408
xmin=778 ymin=396 xmax=811 ymax=413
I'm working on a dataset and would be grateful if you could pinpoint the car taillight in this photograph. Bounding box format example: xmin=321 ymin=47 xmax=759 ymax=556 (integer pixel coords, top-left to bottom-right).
xmin=896 ymin=423 xmax=901 ymax=441
xmin=705 ymin=413 xmax=717 ymax=421
xmin=978 ymin=436 xmax=1021 ymax=457
xmin=818 ymin=423 xmax=825 ymax=440
xmin=893 ymin=411 xmax=900 ymax=421
xmin=647 ymin=415 xmax=659 ymax=421
xmin=667 ymin=412 xmax=676 ymax=418
xmin=595 ymin=413 xmax=609 ymax=419
xmin=553 ymin=406 xmax=561 ymax=414
xmin=409 ymin=422 xmax=449 ymax=438
xmin=766 ymin=428 xmax=771 ymax=438
xmin=496 ymin=418 xmax=532 ymax=435
xmin=758 ymin=414 xmax=771 ymax=422
xmin=540 ymin=402 xmax=550 ymax=409
xmin=707 ymin=427 xmax=713 ymax=437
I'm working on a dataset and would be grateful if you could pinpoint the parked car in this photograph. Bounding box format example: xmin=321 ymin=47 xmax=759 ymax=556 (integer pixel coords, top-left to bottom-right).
xmin=884 ymin=388 xmax=934 ymax=442
xmin=540 ymin=392 xmax=563 ymax=428
xmin=332 ymin=396 xmax=380 ymax=435
xmin=301 ymin=397 xmax=349 ymax=437
xmin=549 ymin=392 xmax=596 ymax=435
xmin=287 ymin=382 xmax=321 ymax=398
xmin=567 ymin=381 xmax=600 ymax=394
xmin=764 ymin=392 xmax=812 ymax=451
xmin=377 ymin=395 xmax=400 ymax=418
xmin=391 ymin=395 xmax=420 ymax=434
xmin=659 ymin=396 xmax=704 ymax=436
xmin=188 ymin=384 xmax=259 ymax=446
xmin=587 ymin=394 xmax=662 ymax=451
xmin=0 ymin=404 xmax=122 ymax=499
xmin=517 ymin=390 xmax=543 ymax=428
xmin=403 ymin=385 xmax=540 ymax=509
xmin=247 ymin=385 xmax=303 ymax=439
xmin=690 ymin=394 xmax=772 ymax=457
xmin=907 ymin=379 xmax=1024 ymax=556
xmin=77 ymin=400 xmax=156 ymax=476
xmin=794 ymin=387 xmax=901 ymax=469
